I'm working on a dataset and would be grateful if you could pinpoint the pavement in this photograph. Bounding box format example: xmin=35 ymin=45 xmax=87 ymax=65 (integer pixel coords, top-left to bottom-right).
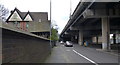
xmin=45 ymin=43 xmax=119 ymax=65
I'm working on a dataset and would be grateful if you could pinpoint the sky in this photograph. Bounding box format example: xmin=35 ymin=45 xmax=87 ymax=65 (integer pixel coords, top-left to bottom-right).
xmin=0 ymin=0 xmax=80 ymax=34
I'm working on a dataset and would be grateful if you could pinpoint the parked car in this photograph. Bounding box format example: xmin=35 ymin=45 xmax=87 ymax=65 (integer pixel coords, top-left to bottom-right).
xmin=60 ymin=41 xmax=64 ymax=44
xmin=64 ymin=41 xmax=73 ymax=47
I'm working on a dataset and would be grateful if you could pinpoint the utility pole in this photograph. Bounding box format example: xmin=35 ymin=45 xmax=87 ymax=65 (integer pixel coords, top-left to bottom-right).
xmin=70 ymin=0 xmax=72 ymax=19
xmin=50 ymin=0 xmax=52 ymax=48
xmin=50 ymin=0 xmax=52 ymax=22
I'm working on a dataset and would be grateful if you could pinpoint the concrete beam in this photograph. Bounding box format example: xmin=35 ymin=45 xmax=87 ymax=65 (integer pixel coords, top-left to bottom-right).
xmin=65 ymin=32 xmax=69 ymax=34
xmin=83 ymin=8 xmax=120 ymax=18
xmin=70 ymin=26 xmax=79 ymax=30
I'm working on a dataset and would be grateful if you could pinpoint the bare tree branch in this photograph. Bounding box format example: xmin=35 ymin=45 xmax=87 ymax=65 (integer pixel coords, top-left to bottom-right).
xmin=0 ymin=4 xmax=9 ymax=22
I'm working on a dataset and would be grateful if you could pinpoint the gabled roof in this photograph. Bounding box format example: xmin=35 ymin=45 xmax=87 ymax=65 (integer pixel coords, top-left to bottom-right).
xmin=6 ymin=8 xmax=48 ymax=22
xmin=6 ymin=7 xmax=23 ymax=22
xmin=24 ymin=11 xmax=34 ymax=21
xmin=27 ymin=12 xmax=48 ymax=22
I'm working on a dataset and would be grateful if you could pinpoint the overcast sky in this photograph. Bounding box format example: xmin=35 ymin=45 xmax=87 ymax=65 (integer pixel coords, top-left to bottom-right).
xmin=0 ymin=0 xmax=80 ymax=34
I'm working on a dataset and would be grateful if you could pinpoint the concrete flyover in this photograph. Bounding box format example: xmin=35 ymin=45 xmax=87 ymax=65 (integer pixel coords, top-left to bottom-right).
xmin=60 ymin=1 xmax=120 ymax=51
xmin=0 ymin=22 xmax=51 ymax=63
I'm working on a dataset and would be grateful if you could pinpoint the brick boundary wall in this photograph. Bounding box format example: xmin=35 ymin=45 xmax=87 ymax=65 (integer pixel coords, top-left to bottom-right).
xmin=1 ymin=28 xmax=51 ymax=63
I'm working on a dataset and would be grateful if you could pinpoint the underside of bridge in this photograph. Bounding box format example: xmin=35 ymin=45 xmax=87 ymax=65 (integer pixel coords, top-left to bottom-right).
xmin=60 ymin=2 xmax=120 ymax=50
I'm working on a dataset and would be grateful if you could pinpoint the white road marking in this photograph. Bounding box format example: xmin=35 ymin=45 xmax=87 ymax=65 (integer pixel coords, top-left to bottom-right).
xmin=73 ymin=50 xmax=98 ymax=65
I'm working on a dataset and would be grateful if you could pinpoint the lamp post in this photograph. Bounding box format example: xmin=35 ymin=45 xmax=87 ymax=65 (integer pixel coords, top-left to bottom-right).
xmin=50 ymin=0 xmax=52 ymax=48
xmin=70 ymin=0 xmax=72 ymax=19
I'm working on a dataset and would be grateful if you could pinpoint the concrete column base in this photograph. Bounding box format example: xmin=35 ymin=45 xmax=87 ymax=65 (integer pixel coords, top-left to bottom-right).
xmin=102 ymin=17 xmax=110 ymax=50
xmin=79 ymin=41 xmax=83 ymax=46
xmin=102 ymin=43 xmax=107 ymax=50
xmin=78 ymin=30 xmax=83 ymax=46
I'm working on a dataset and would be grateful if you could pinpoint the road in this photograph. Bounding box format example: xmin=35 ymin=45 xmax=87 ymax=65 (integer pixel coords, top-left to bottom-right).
xmin=45 ymin=43 xmax=119 ymax=65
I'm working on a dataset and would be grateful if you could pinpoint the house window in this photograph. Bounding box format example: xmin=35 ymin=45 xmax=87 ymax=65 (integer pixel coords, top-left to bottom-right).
xmin=17 ymin=22 xmax=20 ymax=28
xmin=14 ymin=21 xmax=18 ymax=27
xmin=13 ymin=21 xmax=20 ymax=28
xmin=26 ymin=22 xmax=29 ymax=28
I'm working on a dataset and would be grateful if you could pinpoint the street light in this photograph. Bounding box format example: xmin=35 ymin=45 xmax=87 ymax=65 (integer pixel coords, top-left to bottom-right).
xmin=50 ymin=0 xmax=52 ymax=48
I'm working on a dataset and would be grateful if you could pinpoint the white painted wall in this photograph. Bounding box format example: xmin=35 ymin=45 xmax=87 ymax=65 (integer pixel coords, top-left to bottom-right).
xmin=9 ymin=11 xmax=22 ymax=21
xmin=24 ymin=14 xmax=33 ymax=21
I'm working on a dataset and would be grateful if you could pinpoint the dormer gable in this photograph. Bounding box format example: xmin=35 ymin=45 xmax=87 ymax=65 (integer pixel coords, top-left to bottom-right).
xmin=7 ymin=8 xmax=23 ymax=21
xmin=24 ymin=11 xmax=33 ymax=21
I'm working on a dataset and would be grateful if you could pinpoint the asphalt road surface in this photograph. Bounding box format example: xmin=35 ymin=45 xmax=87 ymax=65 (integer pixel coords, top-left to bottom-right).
xmin=45 ymin=43 xmax=119 ymax=65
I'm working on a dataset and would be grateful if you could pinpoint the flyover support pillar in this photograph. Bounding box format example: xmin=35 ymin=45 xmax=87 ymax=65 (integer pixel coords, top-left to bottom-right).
xmin=71 ymin=36 xmax=74 ymax=42
xmin=102 ymin=17 xmax=110 ymax=50
xmin=78 ymin=30 xmax=83 ymax=46
xmin=113 ymin=34 xmax=116 ymax=44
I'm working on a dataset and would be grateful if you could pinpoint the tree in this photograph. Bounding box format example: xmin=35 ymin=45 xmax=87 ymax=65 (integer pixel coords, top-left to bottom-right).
xmin=50 ymin=20 xmax=59 ymax=41
xmin=50 ymin=27 xmax=59 ymax=47
xmin=51 ymin=27 xmax=59 ymax=41
xmin=0 ymin=4 xmax=9 ymax=22
xmin=49 ymin=20 xmax=59 ymax=47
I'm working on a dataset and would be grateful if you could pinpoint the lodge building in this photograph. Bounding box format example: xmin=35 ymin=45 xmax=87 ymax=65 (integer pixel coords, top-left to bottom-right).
xmin=6 ymin=8 xmax=50 ymax=38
